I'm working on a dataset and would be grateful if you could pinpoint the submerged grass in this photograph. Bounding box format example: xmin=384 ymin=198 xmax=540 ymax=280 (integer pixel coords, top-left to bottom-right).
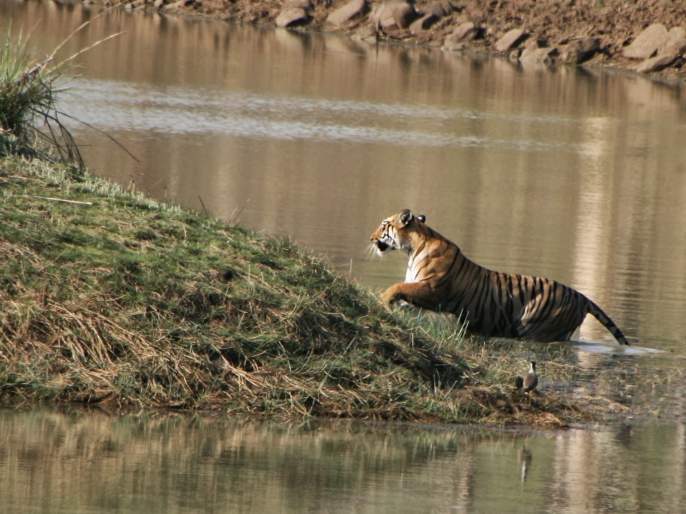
xmin=0 ymin=155 xmax=590 ymax=426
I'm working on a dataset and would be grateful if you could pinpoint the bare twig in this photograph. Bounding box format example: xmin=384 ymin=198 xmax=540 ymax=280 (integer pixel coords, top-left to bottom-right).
xmin=20 ymin=194 xmax=93 ymax=206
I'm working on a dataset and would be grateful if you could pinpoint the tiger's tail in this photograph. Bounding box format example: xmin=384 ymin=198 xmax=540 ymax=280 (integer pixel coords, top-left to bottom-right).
xmin=587 ymin=300 xmax=630 ymax=345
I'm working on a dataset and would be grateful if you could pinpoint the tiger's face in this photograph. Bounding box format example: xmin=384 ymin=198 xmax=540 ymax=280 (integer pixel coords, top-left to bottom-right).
xmin=369 ymin=209 xmax=426 ymax=256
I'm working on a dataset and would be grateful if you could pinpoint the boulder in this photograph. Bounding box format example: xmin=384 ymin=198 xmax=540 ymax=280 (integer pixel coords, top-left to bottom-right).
xmin=409 ymin=13 xmax=439 ymax=35
xmin=443 ymin=22 xmax=481 ymax=51
xmin=636 ymin=52 xmax=679 ymax=73
xmin=276 ymin=7 xmax=310 ymax=28
xmin=667 ymin=26 xmax=686 ymax=43
xmin=495 ymin=28 xmax=528 ymax=53
xmin=327 ymin=0 xmax=368 ymax=27
xmin=520 ymin=46 xmax=558 ymax=67
xmin=560 ymin=37 xmax=600 ymax=64
xmin=371 ymin=1 xmax=417 ymax=30
xmin=623 ymin=23 xmax=669 ymax=59
xmin=636 ymin=31 xmax=686 ymax=73
xmin=422 ymin=0 xmax=453 ymax=18
xmin=450 ymin=21 xmax=478 ymax=41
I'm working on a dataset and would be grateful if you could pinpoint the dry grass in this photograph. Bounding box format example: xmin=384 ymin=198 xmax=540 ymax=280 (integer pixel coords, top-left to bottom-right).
xmin=0 ymin=156 xmax=594 ymax=426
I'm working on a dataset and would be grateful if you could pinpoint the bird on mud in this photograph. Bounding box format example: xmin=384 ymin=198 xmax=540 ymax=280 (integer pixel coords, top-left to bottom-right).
xmin=515 ymin=361 xmax=538 ymax=394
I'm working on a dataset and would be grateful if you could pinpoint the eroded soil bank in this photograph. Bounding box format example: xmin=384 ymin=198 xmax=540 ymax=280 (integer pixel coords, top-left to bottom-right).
xmin=107 ymin=0 xmax=686 ymax=82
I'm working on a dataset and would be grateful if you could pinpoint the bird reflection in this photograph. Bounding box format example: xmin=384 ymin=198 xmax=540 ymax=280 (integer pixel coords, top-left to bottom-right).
xmin=519 ymin=447 xmax=533 ymax=483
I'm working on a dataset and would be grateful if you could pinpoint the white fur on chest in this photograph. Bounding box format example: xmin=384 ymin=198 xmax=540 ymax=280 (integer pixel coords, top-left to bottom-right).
xmin=404 ymin=255 xmax=420 ymax=282
xmin=404 ymin=247 xmax=428 ymax=283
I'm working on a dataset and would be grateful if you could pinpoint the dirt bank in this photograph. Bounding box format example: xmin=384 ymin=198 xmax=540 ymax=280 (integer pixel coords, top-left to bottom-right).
xmin=111 ymin=0 xmax=686 ymax=82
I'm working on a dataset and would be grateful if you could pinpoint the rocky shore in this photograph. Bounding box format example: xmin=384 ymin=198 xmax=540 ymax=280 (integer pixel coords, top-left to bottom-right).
xmin=106 ymin=0 xmax=686 ymax=82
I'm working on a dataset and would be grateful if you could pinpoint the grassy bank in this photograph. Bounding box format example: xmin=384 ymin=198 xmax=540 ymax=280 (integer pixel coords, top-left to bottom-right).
xmin=0 ymin=155 xmax=589 ymax=426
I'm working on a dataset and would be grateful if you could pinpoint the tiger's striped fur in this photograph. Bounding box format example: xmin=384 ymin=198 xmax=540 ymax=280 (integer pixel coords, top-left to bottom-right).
xmin=370 ymin=209 xmax=629 ymax=345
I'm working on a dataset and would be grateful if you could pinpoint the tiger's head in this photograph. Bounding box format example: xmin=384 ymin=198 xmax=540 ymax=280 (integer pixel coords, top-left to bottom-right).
xmin=369 ymin=209 xmax=426 ymax=256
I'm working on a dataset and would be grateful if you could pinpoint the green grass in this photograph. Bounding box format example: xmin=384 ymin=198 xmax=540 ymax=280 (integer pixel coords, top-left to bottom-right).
xmin=1 ymin=30 xmax=62 ymax=158
xmin=0 ymin=155 xmax=590 ymax=426
xmin=1 ymin=22 xmax=120 ymax=167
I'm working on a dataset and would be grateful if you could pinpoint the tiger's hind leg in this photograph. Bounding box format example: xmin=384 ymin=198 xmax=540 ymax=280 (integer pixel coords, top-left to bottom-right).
xmin=515 ymin=287 xmax=587 ymax=342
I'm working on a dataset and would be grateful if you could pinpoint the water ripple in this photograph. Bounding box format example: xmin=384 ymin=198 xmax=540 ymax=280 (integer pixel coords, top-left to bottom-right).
xmin=60 ymin=78 xmax=594 ymax=153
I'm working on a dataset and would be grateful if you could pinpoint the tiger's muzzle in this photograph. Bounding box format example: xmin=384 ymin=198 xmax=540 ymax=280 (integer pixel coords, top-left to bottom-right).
xmin=375 ymin=241 xmax=389 ymax=252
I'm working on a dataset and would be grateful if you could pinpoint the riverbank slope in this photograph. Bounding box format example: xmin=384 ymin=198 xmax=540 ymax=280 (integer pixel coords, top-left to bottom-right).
xmin=0 ymin=155 xmax=589 ymax=426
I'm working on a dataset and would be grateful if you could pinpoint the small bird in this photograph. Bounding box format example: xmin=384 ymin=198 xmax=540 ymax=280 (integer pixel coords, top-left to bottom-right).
xmin=514 ymin=376 xmax=524 ymax=389
xmin=523 ymin=361 xmax=538 ymax=393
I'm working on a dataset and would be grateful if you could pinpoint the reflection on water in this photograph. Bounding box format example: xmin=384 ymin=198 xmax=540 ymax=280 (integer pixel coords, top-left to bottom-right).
xmin=62 ymin=78 xmax=597 ymax=153
xmin=0 ymin=409 xmax=685 ymax=514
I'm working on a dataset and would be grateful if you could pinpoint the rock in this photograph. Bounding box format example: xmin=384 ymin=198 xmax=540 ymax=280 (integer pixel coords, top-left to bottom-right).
xmin=520 ymin=46 xmax=558 ymax=67
xmin=285 ymin=0 xmax=311 ymax=8
xmin=667 ymin=26 xmax=686 ymax=43
xmin=658 ymin=27 xmax=686 ymax=56
xmin=495 ymin=28 xmax=528 ymax=53
xmin=327 ymin=0 xmax=368 ymax=28
xmin=636 ymin=53 xmax=678 ymax=73
xmin=371 ymin=1 xmax=417 ymax=30
xmin=161 ymin=0 xmax=182 ymax=11
xmin=448 ymin=21 xmax=478 ymax=42
xmin=276 ymin=7 xmax=310 ymax=27
xmin=623 ymin=23 xmax=669 ymax=60
xmin=508 ymin=48 xmax=522 ymax=63
xmin=409 ymin=13 xmax=439 ymax=35
xmin=636 ymin=31 xmax=686 ymax=73
xmin=422 ymin=0 xmax=453 ymax=18
xmin=443 ymin=21 xmax=482 ymax=50
xmin=560 ymin=37 xmax=600 ymax=64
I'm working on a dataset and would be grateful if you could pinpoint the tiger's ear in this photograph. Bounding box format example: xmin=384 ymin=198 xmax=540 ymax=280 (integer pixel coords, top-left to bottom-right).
xmin=400 ymin=209 xmax=414 ymax=226
xmin=417 ymin=214 xmax=426 ymax=223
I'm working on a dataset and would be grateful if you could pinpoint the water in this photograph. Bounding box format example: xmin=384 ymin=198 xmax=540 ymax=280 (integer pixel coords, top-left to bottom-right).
xmin=1 ymin=409 xmax=684 ymax=514
xmin=2 ymin=2 xmax=686 ymax=511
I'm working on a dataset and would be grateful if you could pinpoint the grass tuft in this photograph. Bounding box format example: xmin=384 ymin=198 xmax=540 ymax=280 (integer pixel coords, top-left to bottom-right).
xmin=1 ymin=20 xmax=122 ymax=169
xmin=0 ymin=29 xmax=80 ymax=166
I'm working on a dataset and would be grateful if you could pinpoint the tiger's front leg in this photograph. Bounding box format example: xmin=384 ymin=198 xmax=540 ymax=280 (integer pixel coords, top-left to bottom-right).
xmin=381 ymin=282 xmax=434 ymax=310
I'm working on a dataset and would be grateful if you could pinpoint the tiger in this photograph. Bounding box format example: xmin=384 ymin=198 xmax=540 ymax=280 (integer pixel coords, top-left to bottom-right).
xmin=370 ymin=209 xmax=629 ymax=345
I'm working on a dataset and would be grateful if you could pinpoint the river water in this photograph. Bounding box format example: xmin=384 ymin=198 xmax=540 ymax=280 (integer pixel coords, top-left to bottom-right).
xmin=2 ymin=2 xmax=686 ymax=512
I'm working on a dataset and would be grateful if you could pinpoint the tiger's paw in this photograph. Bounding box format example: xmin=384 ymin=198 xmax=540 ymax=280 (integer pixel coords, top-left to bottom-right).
xmin=380 ymin=288 xmax=400 ymax=309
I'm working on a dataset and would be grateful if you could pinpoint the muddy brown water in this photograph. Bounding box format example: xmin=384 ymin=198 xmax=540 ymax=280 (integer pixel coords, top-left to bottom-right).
xmin=0 ymin=409 xmax=684 ymax=514
xmin=2 ymin=2 xmax=686 ymax=512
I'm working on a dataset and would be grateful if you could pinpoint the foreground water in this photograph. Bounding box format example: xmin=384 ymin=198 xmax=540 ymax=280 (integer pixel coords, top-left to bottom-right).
xmin=1 ymin=409 xmax=685 ymax=514
xmin=2 ymin=2 xmax=686 ymax=511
